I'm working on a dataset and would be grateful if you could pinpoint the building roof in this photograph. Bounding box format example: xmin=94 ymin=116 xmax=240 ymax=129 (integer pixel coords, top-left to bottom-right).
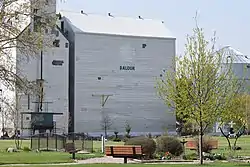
xmin=219 ymin=46 xmax=250 ymax=64
xmin=60 ymin=10 xmax=175 ymax=39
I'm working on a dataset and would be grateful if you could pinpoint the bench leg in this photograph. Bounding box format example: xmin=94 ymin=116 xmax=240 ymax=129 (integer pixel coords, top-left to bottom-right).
xmin=124 ymin=157 xmax=127 ymax=164
xmin=72 ymin=152 xmax=76 ymax=159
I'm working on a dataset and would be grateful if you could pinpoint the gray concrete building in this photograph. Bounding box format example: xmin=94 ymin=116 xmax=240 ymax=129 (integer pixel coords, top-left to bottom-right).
xmin=60 ymin=11 xmax=176 ymax=135
xmin=15 ymin=0 xmax=69 ymax=136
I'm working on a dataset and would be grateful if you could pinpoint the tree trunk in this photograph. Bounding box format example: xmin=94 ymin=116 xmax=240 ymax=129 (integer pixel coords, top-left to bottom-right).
xmin=233 ymin=137 xmax=239 ymax=149
xmin=199 ymin=127 xmax=203 ymax=164
xmin=219 ymin=127 xmax=231 ymax=150
xmin=226 ymin=137 xmax=231 ymax=150
xmin=199 ymin=108 xmax=203 ymax=165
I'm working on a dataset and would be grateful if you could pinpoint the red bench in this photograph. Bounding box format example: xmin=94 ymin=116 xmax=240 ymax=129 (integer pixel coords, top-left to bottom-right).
xmin=105 ymin=145 xmax=143 ymax=163
xmin=186 ymin=139 xmax=218 ymax=150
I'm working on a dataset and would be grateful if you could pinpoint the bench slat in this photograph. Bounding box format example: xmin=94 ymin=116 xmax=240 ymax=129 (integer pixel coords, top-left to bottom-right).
xmin=105 ymin=145 xmax=142 ymax=156
xmin=106 ymin=148 xmax=142 ymax=152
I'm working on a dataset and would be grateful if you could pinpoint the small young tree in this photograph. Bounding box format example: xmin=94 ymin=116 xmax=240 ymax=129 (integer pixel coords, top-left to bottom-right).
xmin=100 ymin=115 xmax=112 ymax=139
xmin=156 ymin=23 xmax=240 ymax=164
xmin=219 ymin=94 xmax=248 ymax=151
xmin=125 ymin=121 xmax=131 ymax=138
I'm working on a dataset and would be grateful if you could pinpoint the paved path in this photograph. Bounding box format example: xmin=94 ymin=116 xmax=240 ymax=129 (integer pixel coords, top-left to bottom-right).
xmin=0 ymin=157 xmax=138 ymax=166
xmin=0 ymin=157 xmax=213 ymax=166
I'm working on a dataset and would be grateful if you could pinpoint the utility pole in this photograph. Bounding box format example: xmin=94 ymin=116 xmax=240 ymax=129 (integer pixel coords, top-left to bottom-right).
xmin=0 ymin=89 xmax=3 ymax=136
xmin=92 ymin=94 xmax=113 ymax=135
xmin=92 ymin=94 xmax=113 ymax=107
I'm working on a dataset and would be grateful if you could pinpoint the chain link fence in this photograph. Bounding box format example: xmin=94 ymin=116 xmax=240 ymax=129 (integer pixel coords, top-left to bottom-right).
xmin=30 ymin=132 xmax=93 ymax=152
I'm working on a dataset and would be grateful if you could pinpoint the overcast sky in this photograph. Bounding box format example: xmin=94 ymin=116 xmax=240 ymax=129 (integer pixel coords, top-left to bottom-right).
xmin=57 ymin=0 xmax=250 ymax=56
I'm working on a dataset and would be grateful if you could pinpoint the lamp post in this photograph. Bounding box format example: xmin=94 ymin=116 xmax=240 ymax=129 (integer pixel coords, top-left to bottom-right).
xmin=181 ymin=138 xmax=187 ymax=158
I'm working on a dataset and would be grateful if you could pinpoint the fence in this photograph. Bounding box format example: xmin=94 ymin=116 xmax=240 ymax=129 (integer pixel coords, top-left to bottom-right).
xmin=66 ymin=133 xmax=94 ymax=153
xmin=30 ymin=132 xmax=93 ymax=153
xmin=31 ymin=133 xmax=65 ymax=151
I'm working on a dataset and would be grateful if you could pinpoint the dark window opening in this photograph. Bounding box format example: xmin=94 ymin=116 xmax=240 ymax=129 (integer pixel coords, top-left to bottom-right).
xmin=65 ymin=43 xmax=69 ymax=48
xmin=53 ymin=40 xmax=60 ymax=47
xmin=45 ymin=28 xmax=49 ymax=34
xmin=61 ymin=21 xmax=64 ymax=32
xmin=52 ymin=60 xmax=64 ymax=66
xmin=33 ymin=8 xmax=38 ymax=14
xmin=160 ymin=74 xmax=163 ymax=77
xmin=247 ymin=64 xmax=250 ymax=68
xmin=26 ymin=117 xmax=30 ymax=120
xmin=98 ymin=77 xmax=102 ymax=80
xmin=142 ymin=44 xmax=147 ymax=48
xmin=27 ymin=94 xmax=30 ymax=110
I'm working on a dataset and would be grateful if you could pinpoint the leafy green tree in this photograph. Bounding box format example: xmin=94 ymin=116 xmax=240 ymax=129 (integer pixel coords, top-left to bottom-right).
xmin=219 ymin=94 xmax=248 ymax=151
xmin=156 ymin=24 xmax=240 ymax=164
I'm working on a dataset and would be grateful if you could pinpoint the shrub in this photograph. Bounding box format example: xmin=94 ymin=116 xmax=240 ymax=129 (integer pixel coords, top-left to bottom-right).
xmin=203 ymin=153 xmax=227 ymax=160
xmin=125 ymin=136 xmax=156 ymax=159
xmin=113 ymin=131 xmax=121 ymax=142
xmin=156 ymin=136 xmax=184 ymax=156
xmin=195 ymin=136 xmax=214 ymax=153
xmin=183 ymin=153 xmax=198 ymax=160
xmin=23 ymin=146 xmax=31 ymax=152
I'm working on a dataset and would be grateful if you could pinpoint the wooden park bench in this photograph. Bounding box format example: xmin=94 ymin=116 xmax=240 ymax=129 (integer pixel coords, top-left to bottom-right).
xmin=105 ymin=145 xmax=143 ymax=164
xmin=186 ymin=139 xmax=218 ymax=150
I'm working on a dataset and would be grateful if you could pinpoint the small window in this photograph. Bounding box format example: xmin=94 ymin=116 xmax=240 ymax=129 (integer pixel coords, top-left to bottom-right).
xmin=55 ymin=30 xmax=59 ymax=37
xmin=45 ymin=28 xmax=49 ymax=34
xmin=52 ymin=60 xmax=64 ymax=66
xmin=33 ymin=9 xmax=38 ymax=14
xmin=53 ymin=40 xmax=60 ymax=47
xmin=160 ymin=74 xmax=163 ymax=77
xmin=65 ymin=43 xmax=69 ymax=48
xmin=142 ymin=44 xmax=147 ymax=48
xmin=247 ymin=64 xmax=250 ymax=68
xmin=98 ymin=77 xmax=102 ymax=80
xmin=26 ymin=117 xmax=30 ymax=120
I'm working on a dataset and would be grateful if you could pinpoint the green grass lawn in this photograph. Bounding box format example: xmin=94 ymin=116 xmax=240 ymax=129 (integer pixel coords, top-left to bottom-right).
xmin=0 ymin=139 xmax=123 ymax=152
xmin=4 ymin=163 xmax=250 ymax=167
xmin=186 ymin=136 xmax=250 ymax=156
xmin=0 ymin=151 xmax=103 ymax=165
xmin=0 ymin=136 xmax=250 ymax=165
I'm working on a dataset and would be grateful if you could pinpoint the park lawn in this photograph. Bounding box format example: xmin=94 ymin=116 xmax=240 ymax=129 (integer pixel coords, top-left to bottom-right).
xmin=1 ymin=136 xmax=250 ymax=165
xmin=0 ymin=151 xmax=103 ymax=165
xmin=184 ymin=136 xmax=250 ymax=156
xmin=0 ymin=139 xmax=124 ymax=152
xmin=5 ymin=163 xmax=249 ymax=167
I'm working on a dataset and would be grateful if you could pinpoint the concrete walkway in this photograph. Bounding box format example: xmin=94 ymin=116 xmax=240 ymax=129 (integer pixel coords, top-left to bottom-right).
xmin=0 ymin=157 xmax=214 ymax=166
